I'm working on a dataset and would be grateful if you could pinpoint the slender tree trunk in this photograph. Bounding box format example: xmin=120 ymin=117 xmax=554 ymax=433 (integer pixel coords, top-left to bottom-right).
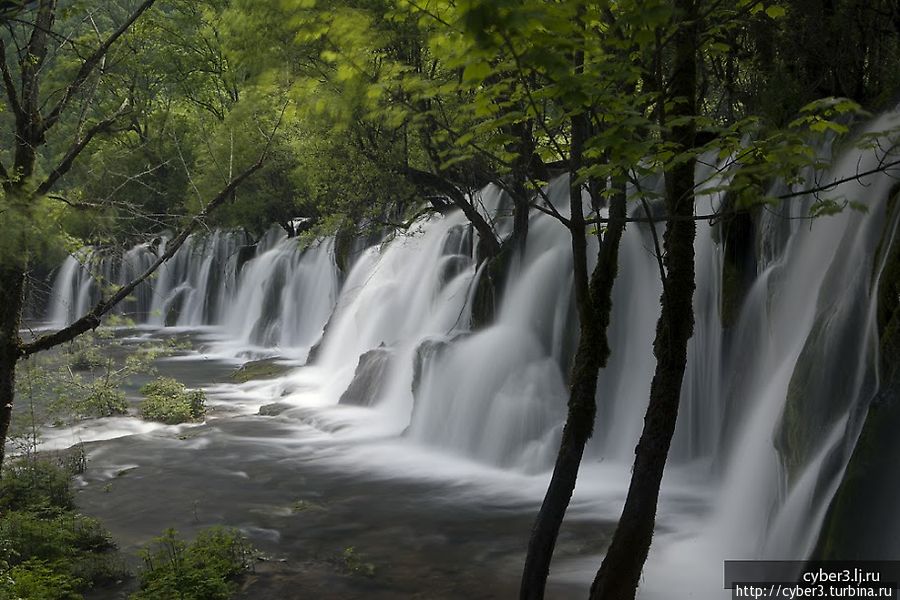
xmin=0 ymin=264 xmax=25 ymax=474
xmin=590 ymin=2 xmax=698 ymax=598
xmin=508 ymin=120 xmax=535 ymax=255
xmin=519 ymin=112 xmax=628 ymax=598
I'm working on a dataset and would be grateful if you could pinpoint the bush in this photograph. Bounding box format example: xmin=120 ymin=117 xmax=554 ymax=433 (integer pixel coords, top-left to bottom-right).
xmin=1 ymin=511 xmax=102 ymax=564
xmin=0 ymin=559 xmax=83 ymax=600
xmin=71 ymin=384 xmax=128 ymax=419
xmin=69 ymin=346 xmax=105 ymax=372
xmin=0 ymin=461 xmax=125 ymax=598
xmin=0 ymin=461 xmax=74 ymax=512
xmin=131 ymin=527 xmax=254 ymax=600
xmin=139 ymin=378 xmax=206 ymax=424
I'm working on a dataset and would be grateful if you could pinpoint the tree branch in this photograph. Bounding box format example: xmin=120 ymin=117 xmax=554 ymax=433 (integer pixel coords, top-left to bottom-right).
xmin=583 ymin=157 xmax=900 ymax=226
xmin=403 ymin=166 xmax=502 ymax=257
xmin=20 ymin=160 xmax=261 ymax=356
xmin=41 ymin=0 xmax=155 ymax=135
xmin=19 ymin=103 xmax=286 ymax=357
xmin=33 ymin=112 xmax=121 ymax=197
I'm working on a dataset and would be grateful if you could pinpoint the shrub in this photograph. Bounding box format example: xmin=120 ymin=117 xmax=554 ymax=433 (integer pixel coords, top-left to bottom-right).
xmin=0 ymin=559 xmax=83 ymax=600
xmin=139 ymin=378 xmax=206 ymax=424
xmin=69 ymin=347 xmax=105 ymax=372
xmin=0 ymin=510 xmax=116 ymax=564
xmin=0 ymin=461 xmax=125 ymax=597
xmin=131 ymin=527 xmax=254 ymax=600
xmin=0 ymin=461 xmax=74 ymax=512
xmin=71 ymin=384 xmax=128 ymax=419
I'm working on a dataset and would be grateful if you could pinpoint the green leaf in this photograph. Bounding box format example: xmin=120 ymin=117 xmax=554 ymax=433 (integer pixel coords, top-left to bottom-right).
xmin=765 ymin=5 xmax=786 ymax=19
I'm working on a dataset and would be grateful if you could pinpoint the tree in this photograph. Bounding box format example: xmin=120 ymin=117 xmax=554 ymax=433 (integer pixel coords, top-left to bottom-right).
xmin=0 ymin=0 xmax=279 ymax=472
xmin=590 ymin=0 xmax=698 ymax=597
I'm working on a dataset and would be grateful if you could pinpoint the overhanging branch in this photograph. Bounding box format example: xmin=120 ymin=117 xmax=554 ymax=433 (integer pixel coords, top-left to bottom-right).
xmin=19 ymin=103 xmax=286 ymax=357
xmin=20 ymin=158 xmax=263 ymax=357
xmin=585 ymin=157 xmax=900 ymax=226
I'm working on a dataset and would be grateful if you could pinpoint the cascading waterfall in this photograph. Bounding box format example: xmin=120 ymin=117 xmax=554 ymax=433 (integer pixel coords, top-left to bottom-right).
xmin=38 ymin=113 xmax=900 ymax=597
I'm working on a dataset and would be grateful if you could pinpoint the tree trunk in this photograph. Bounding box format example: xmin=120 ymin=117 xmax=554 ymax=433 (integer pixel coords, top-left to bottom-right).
xmin=589 ymin=2 xmax=698 ymax=598
xmin=519 ymin=112 xmax=627 ymax=598
xmin=0 ymin=264 xmax=25 ymax=474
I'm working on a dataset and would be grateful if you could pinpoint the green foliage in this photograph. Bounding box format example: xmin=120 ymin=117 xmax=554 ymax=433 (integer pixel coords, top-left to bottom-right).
xmin=0 ymin=461 xmax=126 ymax=599
xmin=131 ymin=527 xmax=254 ymax=600
xmin=0 ymin=559 xmax=83 ymax=600
xmin=139 ymin=378 xmax=206 ymax=424
xmin=0 ymin=461 xmax=74 ymax=512
xmin=0 ymin=511 xmax=114 ymax=564
xmin=13 ymin=332 xmax=176 ymax=432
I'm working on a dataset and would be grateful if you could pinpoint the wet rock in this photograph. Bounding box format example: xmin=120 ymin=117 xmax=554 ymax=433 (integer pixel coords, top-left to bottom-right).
xmin=236 ymin=244 xmax=257 ymax=274
xmin=406 ymin=335 xmax=467 ymax=435
xmin=471 ymin=243 xmax=513 ymax=330
xmin=259 ymin=403 xmax=293 ymax=417
xmin=411 ymin=338 xmax=453 ymax=401
xmin=231 ymin=359 xmax=293 ymax=383
xmin=338 ymin=347 xmax=393 ymax=406
xmin=437 ymin=255 xmax=470 ymax=288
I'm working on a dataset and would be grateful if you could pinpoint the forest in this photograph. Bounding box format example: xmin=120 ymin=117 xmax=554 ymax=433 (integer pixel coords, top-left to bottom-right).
xmin=1 ymin=0 xmax=900 ymax=598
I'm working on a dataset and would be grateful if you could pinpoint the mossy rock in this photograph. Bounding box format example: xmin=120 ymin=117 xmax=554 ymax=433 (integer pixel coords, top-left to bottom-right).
xmin=230 ymin=359 xmax=293 ymax=383
xmin=718 ymin=205 xmax=756 ymax=328
xmin=775 ymin=213 xmax=875 ymax=483
xmin=334 ymin=226 xmax=356 ymax=275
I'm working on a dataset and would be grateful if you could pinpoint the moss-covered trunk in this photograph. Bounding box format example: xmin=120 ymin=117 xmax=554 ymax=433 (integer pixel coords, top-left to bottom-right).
xmin=0 ymin=264 xmax=25 ymax=474
xmin=590 ymin=1 xmax=698 ymax=597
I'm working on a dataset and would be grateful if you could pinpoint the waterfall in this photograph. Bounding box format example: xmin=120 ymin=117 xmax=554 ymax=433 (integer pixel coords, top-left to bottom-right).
xmin=637 ymin=113 xmax=900 ymax=598
xmin=39 ymin=113 xmax=900 ymax=597
xmin=43 ymin=229 xmax=340 ymax=357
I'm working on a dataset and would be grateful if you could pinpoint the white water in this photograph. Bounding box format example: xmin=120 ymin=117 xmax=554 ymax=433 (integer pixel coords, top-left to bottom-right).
xmin=39 ymin=114 xmax=900 ymax=597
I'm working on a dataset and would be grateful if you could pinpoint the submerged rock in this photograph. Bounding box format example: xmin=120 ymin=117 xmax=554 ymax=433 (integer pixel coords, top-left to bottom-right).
xmin=338 ymin=347 xmax=393 ymax=406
